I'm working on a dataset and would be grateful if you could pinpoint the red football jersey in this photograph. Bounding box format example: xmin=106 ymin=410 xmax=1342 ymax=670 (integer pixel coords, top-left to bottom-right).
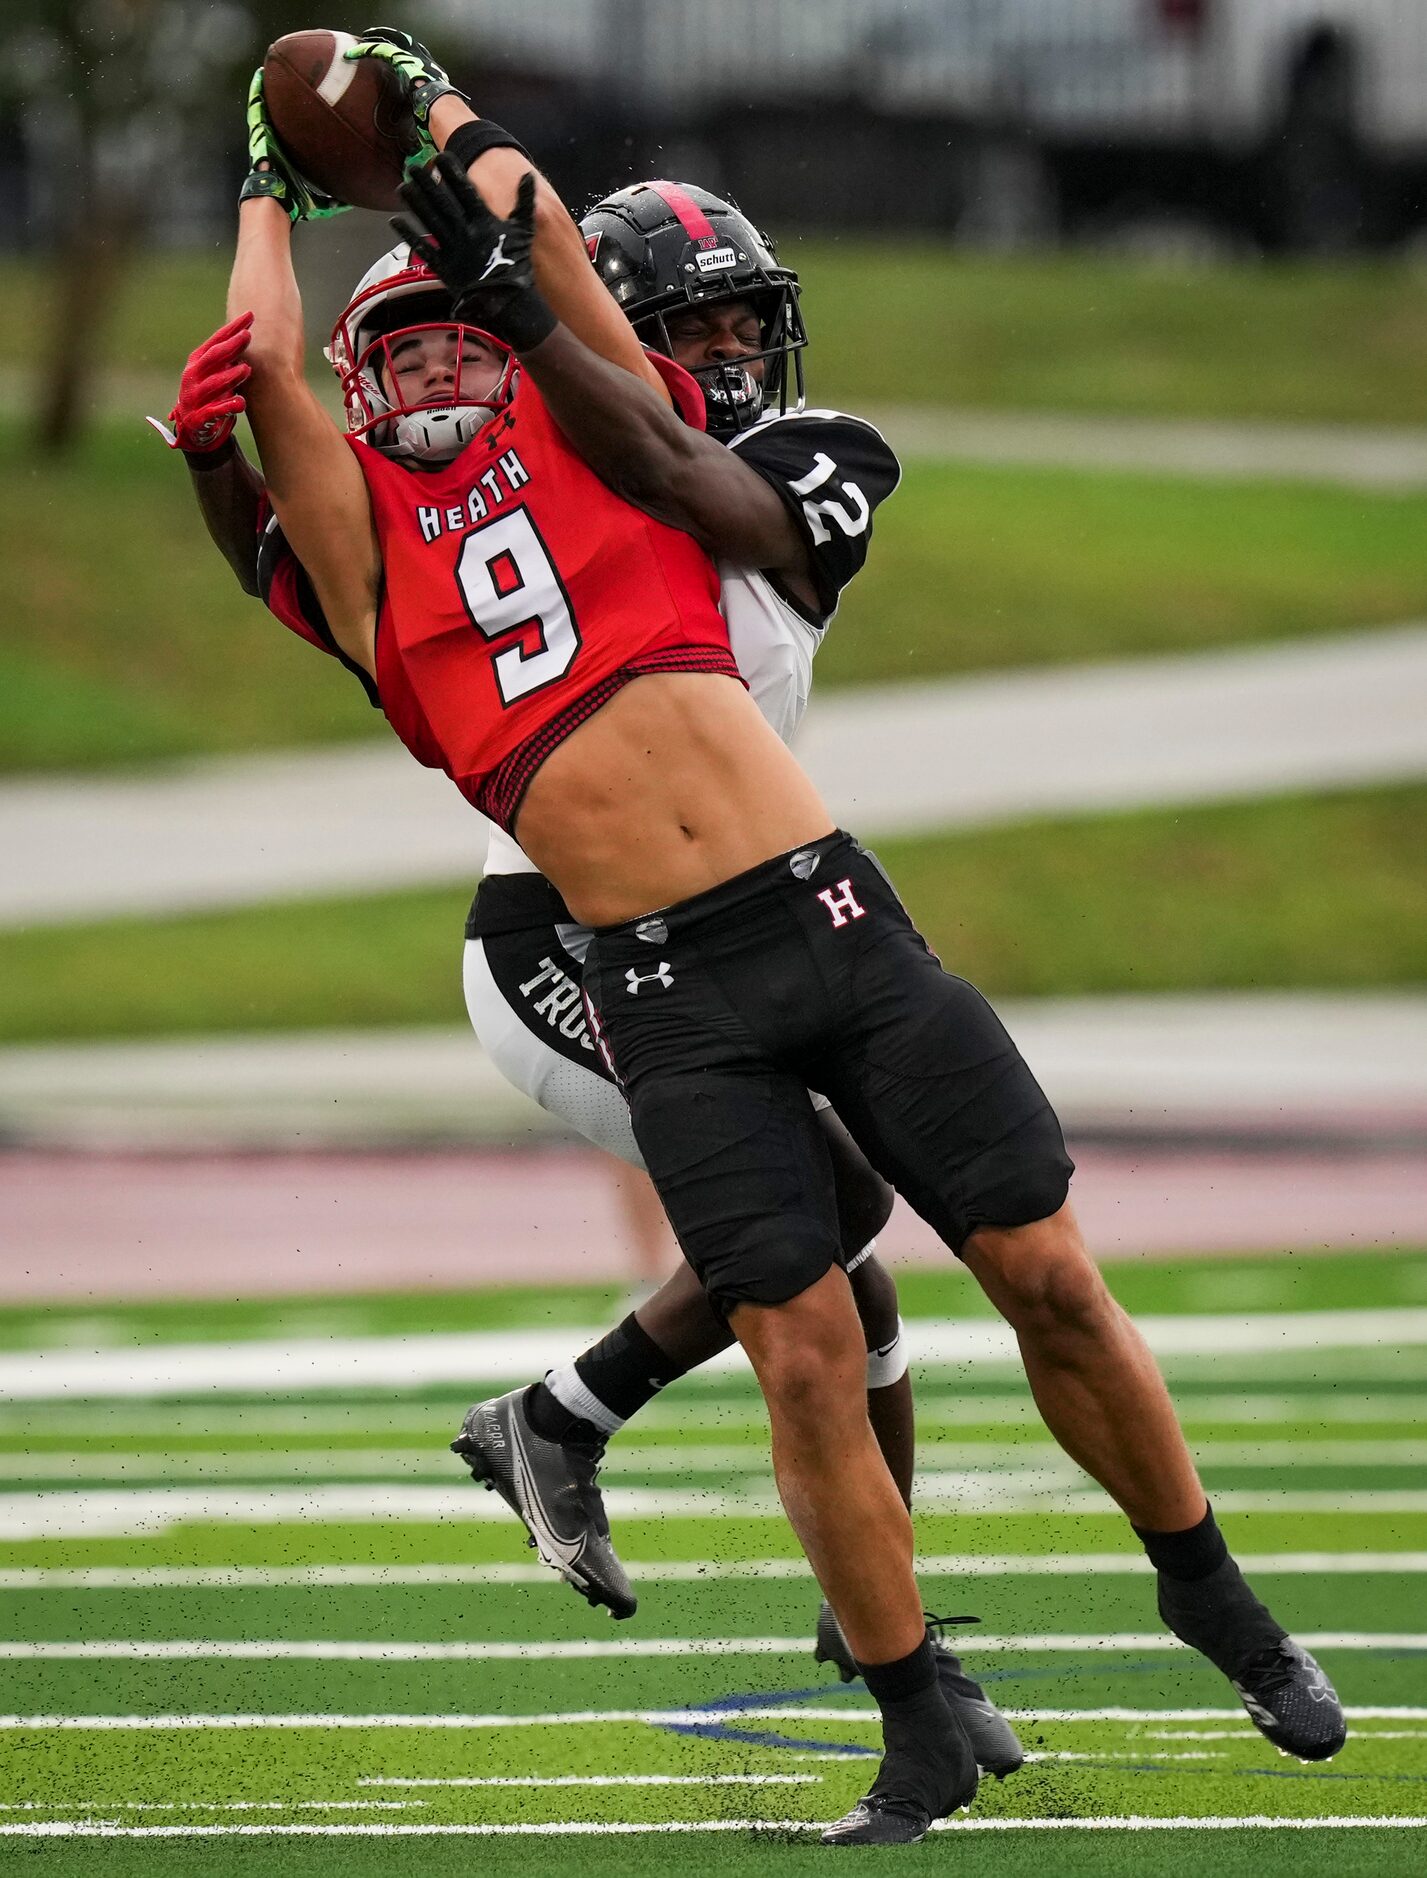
xmin=261 ymin=370 xmax=735 ymax=829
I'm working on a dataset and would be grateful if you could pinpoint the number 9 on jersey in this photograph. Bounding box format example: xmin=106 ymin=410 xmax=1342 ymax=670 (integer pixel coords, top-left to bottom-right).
xmin=457 ymin=509 xmax=583 ymax=706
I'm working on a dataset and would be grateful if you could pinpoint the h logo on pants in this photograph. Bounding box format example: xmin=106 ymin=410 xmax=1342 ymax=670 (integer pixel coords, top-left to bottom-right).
xmin=816 ymin=878 xmax=867 ymax=928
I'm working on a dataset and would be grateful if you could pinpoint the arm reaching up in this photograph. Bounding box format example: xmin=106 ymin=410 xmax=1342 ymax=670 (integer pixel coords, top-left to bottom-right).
xmin=230 ymin=73 xmax=379 ymax=671
xmin=148 ymin=312 xmax=265 ymax=596
xmin=394 ymin=160 xmax=809 ymax=587
xmin=350 ymin=26 xmax=668 ymax=402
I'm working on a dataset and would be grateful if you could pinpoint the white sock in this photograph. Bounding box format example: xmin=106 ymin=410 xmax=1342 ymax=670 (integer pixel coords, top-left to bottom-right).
xmin=544 ymin=1362 xmax=625 ymax=1437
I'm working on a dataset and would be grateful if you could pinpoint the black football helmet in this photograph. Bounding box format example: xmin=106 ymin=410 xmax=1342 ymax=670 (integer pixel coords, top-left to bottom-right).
xmin=580 ymin=180 xmax=807 ymax=437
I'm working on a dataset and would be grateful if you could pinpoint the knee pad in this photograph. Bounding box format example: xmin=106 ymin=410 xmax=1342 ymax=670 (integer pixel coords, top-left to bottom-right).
xmin=866 ymin=1314 xmax=908 ymax=1390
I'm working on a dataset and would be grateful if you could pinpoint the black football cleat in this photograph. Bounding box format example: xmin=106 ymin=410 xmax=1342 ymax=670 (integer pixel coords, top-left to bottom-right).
xmin=451 ymin=1386 xmax=637 ymax=1619
xmin=821 ymin=1681 xmax=978 ymax=1847
xmin=1231 ymin=1640 xmax=1347 ymax=1762
xmin=815 ymin=1602 xmax=1024 ymax=1777
xmin=1158 ymin=1558 xmax=1346 ymax=1761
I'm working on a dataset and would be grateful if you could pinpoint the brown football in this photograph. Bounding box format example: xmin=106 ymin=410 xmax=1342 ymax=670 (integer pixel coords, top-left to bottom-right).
xmin=263 ymin=29 xmax=415 ymax=213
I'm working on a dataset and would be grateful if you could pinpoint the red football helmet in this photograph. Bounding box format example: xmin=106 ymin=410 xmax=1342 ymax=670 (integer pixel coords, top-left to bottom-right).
xmin=326 ymin=244 xmax=517 ymax=464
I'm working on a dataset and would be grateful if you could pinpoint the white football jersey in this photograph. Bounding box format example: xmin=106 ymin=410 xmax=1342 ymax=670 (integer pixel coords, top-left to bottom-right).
xmin=482 ymin=406 xmax=899 ymax=877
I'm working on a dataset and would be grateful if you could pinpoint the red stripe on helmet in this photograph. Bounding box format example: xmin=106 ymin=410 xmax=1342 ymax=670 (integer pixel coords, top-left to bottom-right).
xmin=644 ymin=180 xmax=719 ymax=247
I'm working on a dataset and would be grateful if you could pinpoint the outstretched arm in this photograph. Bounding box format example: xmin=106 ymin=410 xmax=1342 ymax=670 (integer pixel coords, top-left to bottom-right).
xmin=189 ymin=449 xmax=266 ymax=598
xmin=395 ymin=160 xmax=811 ymax=596
xmin=229 ymin=72 xmax=379 ymax=669
xmin=523 ymin=326 xmax=810 ymax=588
xmin=149 ymin=311 xmax=265 ymax=597
xmin=347 ymin=29 xmax=668 ymax=403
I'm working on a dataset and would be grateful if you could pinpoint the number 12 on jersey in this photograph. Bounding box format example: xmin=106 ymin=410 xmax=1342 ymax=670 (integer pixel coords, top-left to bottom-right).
xmin=456 ymin=509 xmax=583 ymax=706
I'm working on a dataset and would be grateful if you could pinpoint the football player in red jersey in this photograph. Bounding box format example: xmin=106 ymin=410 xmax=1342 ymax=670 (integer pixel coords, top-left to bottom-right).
xmin=225 ymin=45 xmax=995 ymax=1843
xmin=162 ymin=235 xmax=1029 ymax=1786
xmin=175 ymin=32 xmax=1345 ymax=1838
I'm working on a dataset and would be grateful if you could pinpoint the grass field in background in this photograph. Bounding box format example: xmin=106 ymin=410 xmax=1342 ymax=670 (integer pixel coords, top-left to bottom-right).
xmin=6 ymin=244 xmax=1427 ymax=423
xmin=822 ymin=464 xmax=1427 ymax=686
xmin=1 ymin=784 xmax=1420 ymax=1043
xmin=0 ymin=1247 xmax=1422 ymax=1872
xmin=6 ymin=419 xmax=1426 ymax=772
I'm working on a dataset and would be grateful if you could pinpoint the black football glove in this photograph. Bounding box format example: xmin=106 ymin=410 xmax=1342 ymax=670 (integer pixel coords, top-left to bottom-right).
xmin=393 ymin=153 xmax=556 ymax=352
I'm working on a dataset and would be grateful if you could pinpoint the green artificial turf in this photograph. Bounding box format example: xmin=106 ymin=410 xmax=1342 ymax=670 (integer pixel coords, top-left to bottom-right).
xmin=0 ymin=785 xmax=1420 ymax=1043
xmin=0 ymin=1281 xmax=1422 ymax=1874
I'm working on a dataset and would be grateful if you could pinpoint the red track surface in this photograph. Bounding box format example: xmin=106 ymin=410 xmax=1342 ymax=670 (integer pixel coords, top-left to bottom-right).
xmin=3 ymin=1144 xmax=1426 ymax=1301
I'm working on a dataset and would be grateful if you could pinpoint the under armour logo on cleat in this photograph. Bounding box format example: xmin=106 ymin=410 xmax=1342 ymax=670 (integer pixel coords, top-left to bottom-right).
xmin=816 ymin=878 xmax=867 ymax=928
xmin=625 ymin=962 xmax=674 ymax=995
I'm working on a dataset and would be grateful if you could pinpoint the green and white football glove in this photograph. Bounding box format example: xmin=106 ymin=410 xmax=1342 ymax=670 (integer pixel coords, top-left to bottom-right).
xmin=239 ymin=67 xmax=350 ymax=223
xmin=345 ymin=26 xmax=465 ymax=168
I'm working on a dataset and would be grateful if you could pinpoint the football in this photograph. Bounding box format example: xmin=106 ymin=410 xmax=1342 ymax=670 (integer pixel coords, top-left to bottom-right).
xmin=263 ymin=29 xmax=415 ymax=213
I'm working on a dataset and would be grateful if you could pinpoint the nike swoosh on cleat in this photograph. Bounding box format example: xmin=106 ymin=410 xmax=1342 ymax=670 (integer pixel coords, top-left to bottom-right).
xmin=509 ymin=1416 xmax=588 ymax=1573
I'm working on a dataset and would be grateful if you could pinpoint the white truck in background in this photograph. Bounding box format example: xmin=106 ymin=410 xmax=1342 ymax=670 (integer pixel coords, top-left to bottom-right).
xmin=430 ymin=0 xmax=1427 ymax=250
xmin=871 ymin=0 xmax=1427 ymax=249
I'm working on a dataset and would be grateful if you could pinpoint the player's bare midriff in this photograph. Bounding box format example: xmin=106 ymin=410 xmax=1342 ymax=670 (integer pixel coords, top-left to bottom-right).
xmin=513 ymin=670 xmax=835 ymax=928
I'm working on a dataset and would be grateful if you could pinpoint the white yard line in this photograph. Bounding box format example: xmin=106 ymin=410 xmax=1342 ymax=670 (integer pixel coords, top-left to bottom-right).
xmin=3 ymin=1632 xmax=1421 ymax=1663
xmin=3 ymin=1391 xmax=1416 ymax=1434
xmin=1 ymin=1550 xmax=1423 ymax=1591
xmin=1 ymin=1706 xmax=1421 ymax=1731
xmin=5 ymin=1436 xmax=1424 ymax=1481
xmin=0 ymin=1802 xmax=424 ymax=1811
xmin=2 ymin=1308 xmax=1423 ymax=1400
xmin=1148 ymin=1727 xmax=1427 ymax=1742
xmin=1 ymin=1816 xmax=1424 ymax=1838
xmin=357 ymin=1774 xmax=820 ymax=1788
xmin=4 ymin=1480 xmax=1427 ymax=1537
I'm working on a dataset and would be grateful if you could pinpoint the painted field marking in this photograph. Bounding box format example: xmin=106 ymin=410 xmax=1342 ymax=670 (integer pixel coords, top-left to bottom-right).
xmin=3 ymin=1388 xmax=1420 ymax=1437
xmin=1 ymin=1817 xmax=1425 ymax=1839
xmin=1022 ymin=1751 xmax=1227 ymax=1763
xmin=357 ymin=1775 xmax=821 ymax=1788
xmin=0 ymin=1801 xmax=425 ymax=1812
xmin=2 ymin=1308 xmax=1423 ymax=1399
xmin=1 ymin=1706 xmax=1421 ymax=1731
xmin=9 ymin=1481 xmax=1427 ymax=1538
xmin=3 ymin=1631 xmax=1420 ymax=1662
xmin=1 ymin=1551 xmax=1421 ymax=1590
xmin=1144 ymin=1727 xmax=1427 ymax=1742
xmin=5 ymin=1436 xmax=1425 ymax=1482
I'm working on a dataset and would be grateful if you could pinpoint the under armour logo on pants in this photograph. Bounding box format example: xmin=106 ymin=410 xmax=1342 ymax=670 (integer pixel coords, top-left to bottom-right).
xmin=816 ymin=878 xmax=867 ymax=928
xmin=625 ymin=962 xmax=674 ymax=995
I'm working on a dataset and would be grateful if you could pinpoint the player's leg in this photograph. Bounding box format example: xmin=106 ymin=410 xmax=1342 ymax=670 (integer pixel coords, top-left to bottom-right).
xmin=960 ymin=1204 xmax=1346 ymax=1761
xmin=806 ymin=839 xmax=1345 ymax=1765
xmin=812 ymin=1125 xmax=1025 ymax=1779
xmin=459 ymin=915 xmax=908 ymax=1600
xmin=463 ymin=874 xmax=1021 ymax=1788
xmin=622 ymin=1061 xmax=976 ymax=1845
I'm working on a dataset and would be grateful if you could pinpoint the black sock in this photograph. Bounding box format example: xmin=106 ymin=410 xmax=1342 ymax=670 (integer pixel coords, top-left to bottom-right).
xmin=857 ymin=1635 xmax=937 ymax=1706
xmin=1134 ymin=1501 xmax=1229 ymax=1582
xmin=521 ymin=1382 xmax=602 ymax=1446
xmin=573 ymin=1313 xmax=687 ymax=1422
